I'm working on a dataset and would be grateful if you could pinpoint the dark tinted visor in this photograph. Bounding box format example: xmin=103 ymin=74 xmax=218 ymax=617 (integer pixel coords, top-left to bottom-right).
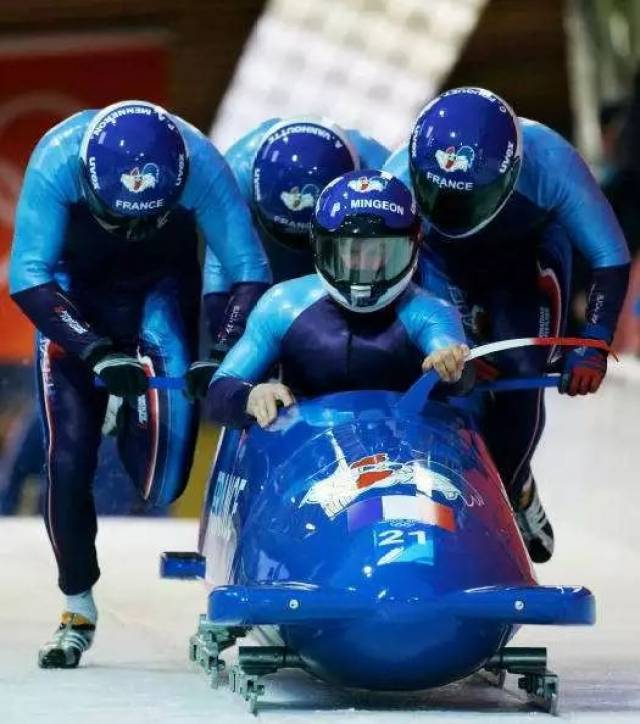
xmin=412 ymin=160 xmax=520 ymax=237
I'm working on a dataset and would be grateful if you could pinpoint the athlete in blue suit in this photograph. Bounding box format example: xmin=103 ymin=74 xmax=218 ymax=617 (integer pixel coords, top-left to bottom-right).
xmin=205 ymin=170 xmax=468 ymax=429
xmin=9 ymin=100 xmax=270 ymax=668
xmin=187 ymin=117 xmax=390 ymax=399
xmin=385 ymin=87 xmax=630 ymax=562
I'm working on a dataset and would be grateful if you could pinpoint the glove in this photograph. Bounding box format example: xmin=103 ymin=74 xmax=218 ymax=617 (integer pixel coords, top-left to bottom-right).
xmin=559 ymin=345 xmax=608 ymax=396
xmin=92 ymin=353 xmax=148 ymax=397
xmin=185 ymin=349 xmax=227 ymax=401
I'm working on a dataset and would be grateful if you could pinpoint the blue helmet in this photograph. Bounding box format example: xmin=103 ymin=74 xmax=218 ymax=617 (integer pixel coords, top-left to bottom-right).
xmin=312 ymin=170 xmax=421 ymax=312
xmin=252 ymin=118 xmax=359 ymax=249
xmin=79 ymin=100 xmax=188 ymax=239
xmin=409 ymin=87 xmax=522 ymax=238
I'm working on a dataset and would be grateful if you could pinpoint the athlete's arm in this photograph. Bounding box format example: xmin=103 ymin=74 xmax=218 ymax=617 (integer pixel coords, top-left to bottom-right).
xmin=528 ymin=128 xmax=630 ymax=343
xmin=181 ymin=125 xmax=272 ymax=349
xmin=205 ymin=289 xmax=284 ymax=427
xmin=9 ymin=134 xmax=111 ymax=360
xmin=400 ymin=287 xmax=469 ymax=383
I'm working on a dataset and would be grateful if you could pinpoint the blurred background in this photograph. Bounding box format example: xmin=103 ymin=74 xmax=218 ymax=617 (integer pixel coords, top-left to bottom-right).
xmin=0 ymin=0 xmax=638 ymax=519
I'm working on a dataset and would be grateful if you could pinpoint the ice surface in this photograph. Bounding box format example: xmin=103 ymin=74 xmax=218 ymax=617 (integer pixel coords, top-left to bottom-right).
xmin=1 ymin=363 xmax=639 ymax=722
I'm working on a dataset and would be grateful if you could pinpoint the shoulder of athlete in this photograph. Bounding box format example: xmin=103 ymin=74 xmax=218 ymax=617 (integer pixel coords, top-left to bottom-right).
xmin=517 ymin=118 xmax=588 ymax=207
xmin=397 ymin=282 xmax=466 ymax=350
xmin=250 ymin=274 xmax=327 ymax=338
xmin=397 ymin=281 xmax=454 ymax=316
xmin=175 ymin=115 xmax=228 ymax=194
xmin=224 ymin=118 xmax=280 ymax=198
xmin=26 ymin=110 xmax=95 ymax=202
xmin=225 ymin=118 xmax=280 ymax=166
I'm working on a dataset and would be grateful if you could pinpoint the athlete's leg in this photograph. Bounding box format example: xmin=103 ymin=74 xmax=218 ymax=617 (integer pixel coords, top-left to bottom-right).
xmin=36 ymin=335 xmax=108 ymax=594
xmin=117 ymin=275 xmax=200 ymax=507
xmin=482 ymin=223 xmax=572 ymax=503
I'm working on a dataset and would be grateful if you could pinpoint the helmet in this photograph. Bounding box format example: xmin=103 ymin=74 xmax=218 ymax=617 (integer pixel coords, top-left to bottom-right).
xmin=252 ymin=118 xmax=359 ymax=249
xmin=312 ymin=170 xmax=421 ymax=313
xmin=79 ymin=100 xmax=188 ymax=240
xmin=409 ymin=87 xmax=522 ymax=238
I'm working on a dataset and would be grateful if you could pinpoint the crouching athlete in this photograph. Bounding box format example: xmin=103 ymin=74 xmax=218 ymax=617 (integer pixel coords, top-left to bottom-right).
xmin=385 ymin=87 xmax=630 ymax=562
xmin=203 ymin=170 xmax=468 ymax=430
xmin=186 ymin=116 xmax=389 ymax=399
xmin=9 ymin=101 xmax=270 ymax=668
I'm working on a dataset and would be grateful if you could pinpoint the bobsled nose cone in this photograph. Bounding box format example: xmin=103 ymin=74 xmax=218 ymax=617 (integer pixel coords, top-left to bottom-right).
xmin=294 ymin=613 xmax=506 ymax=691
xmin=284 ymin=569 xmax=505 ymax=690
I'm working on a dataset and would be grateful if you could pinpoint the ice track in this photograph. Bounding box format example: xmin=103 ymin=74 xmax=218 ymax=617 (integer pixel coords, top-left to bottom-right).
xmin=1 ymin=362 xmax=639 ymax=722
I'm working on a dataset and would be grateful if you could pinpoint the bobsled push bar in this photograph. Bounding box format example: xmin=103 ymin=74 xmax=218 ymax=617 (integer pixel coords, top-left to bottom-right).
xmin=95 ymin=336 xmax=613 ymax=394
xmin=397 ymin=336 xmax=614 ymax=413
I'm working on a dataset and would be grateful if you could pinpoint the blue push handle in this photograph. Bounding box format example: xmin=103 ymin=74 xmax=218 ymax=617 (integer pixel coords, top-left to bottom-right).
xmin=475 ymin=374 xmax=560 ymax=393
xmin=397 ymin=372 xmax=561 ymax=413
xmin=95 ymin=376 xmax=185 ymax=390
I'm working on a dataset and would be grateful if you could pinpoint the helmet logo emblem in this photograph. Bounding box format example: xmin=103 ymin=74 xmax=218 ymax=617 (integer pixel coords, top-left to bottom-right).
xmin=120 ymin=162 xmax=160 ymax=193
xmin=280 ymin=184 xmax=318 ymax=211
xmin=435 ymin=145 xmax=475 ymax=173
xmin=347 ymin=176 xmax=386 ymax=193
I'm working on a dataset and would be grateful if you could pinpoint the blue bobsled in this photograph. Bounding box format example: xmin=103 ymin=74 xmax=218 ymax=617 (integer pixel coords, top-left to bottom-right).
xmin=161 ymin=371 xmax=594 ymax=715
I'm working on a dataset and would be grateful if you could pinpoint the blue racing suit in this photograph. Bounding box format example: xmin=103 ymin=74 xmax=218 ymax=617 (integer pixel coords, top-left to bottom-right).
xmin=202 ymin=119 xmax=389 ymax=339
xmin=384 ymin=119 xmax=630 ymax=501
xmin=206 ymin=275 xmax=465 ymax=427
xmin=9 ymin=110 xmax=270 ymax=594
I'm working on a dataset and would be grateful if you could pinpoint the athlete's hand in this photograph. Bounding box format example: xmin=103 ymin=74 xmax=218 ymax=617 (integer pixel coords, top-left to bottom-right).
xmin=560 ymin=346 xmax=608 ymax=396
xmin=422 ymin=344 xmax=469 ymax=383
xmin=246 ymin=383 xmax=296 ymax=428
xmin=93 ymin=353 xmax=148 ymax=397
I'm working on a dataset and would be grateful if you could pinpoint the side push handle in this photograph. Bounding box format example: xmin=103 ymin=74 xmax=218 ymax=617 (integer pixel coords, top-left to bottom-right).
xmin=397 ymin=336 xmax=614 ymax=414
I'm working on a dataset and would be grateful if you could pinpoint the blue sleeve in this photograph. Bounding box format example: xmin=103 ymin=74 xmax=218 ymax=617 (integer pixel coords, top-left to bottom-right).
xmin=397 ymin=284 xmax=467 ymax=354
xmin=519 ymin=121 xmax=631 ymax=341
xmin=206 ymin=276 xmax=325 ymax=425
xmin=203 ymin=247 xmax=232 ymax=295
xmin=179 ymin=120 xmax=271 ymax=285
xmin=205 ymin=286 xmax=288 ymax=427
xmin=347 ymin=129 xmax=390 ymax=170
xmin=178 ymin=120 xmax=272 ymax=346
xmin=518 ymin=121 xmax=630 ymax=269
xmin=213 ymin=289 xmax=284 ymax=383
xmin=9 ymin=112 xmax=112 ymax=360
xmin=9 ymin=112 xmax=89 ymax=294
xmin=202 ymin=119 xmax=278 ymax=298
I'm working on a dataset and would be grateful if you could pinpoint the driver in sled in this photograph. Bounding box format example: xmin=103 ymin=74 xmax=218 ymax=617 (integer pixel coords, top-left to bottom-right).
xmin=202 ymin=170 xmax=469 ymax=429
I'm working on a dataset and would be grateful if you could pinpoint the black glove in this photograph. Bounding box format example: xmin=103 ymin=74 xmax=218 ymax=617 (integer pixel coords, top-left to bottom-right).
xmin=92 ymin=352 xmax=148 ymax=397
xmin=185 ymin=348 xmax=227 ymax=401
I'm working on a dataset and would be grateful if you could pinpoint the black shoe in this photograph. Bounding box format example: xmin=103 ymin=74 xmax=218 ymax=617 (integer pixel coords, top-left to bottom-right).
xmin=515 ymin=481 xmax=555 ymax=563
xmin=38 ymin=612 xmax=96 ymax=669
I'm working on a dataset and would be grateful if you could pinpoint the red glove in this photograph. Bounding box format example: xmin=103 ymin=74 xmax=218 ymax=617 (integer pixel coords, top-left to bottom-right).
xmin=559 ymin=346 xmax=608 ymax=396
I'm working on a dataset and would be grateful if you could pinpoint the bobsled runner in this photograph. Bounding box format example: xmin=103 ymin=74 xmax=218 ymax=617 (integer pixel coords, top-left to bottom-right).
xmin=161 ymin=338 xmax=603 ymax=715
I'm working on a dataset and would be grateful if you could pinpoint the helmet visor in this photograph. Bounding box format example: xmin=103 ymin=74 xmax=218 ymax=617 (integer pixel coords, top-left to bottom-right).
xmin=412 ymin=160 xmax=520 ymax=238
xmin=315 ymin=235 xmax=416 ymax=286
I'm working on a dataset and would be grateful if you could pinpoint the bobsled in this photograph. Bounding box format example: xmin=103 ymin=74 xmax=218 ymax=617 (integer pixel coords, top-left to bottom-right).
xmin=161 ymin=338 xmax=602 ymax=715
